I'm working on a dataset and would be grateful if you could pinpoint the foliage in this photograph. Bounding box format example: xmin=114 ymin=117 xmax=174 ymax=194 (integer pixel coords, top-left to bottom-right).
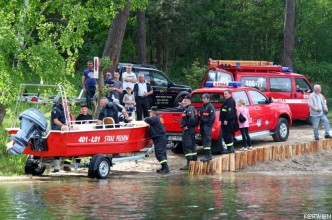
xmin=294 ymin=61 xmax=332 ymax=97
xmin=183 ymin=60 xmax=208 ymax=90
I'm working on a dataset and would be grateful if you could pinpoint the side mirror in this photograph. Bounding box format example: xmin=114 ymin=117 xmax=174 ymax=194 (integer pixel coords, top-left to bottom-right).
xmin=268 ymin=97 xmax=273 ymax=103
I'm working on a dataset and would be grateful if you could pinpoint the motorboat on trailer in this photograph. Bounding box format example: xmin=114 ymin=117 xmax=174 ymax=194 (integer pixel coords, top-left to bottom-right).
xmin=5 ymin=84 xmax=151 ymax=179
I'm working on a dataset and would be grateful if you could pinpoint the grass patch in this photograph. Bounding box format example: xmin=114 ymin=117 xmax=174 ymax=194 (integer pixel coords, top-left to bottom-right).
xmin=0 ymin=127 xmax=26 ymax=176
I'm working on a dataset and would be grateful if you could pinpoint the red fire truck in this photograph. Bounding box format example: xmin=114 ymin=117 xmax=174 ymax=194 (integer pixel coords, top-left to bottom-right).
xmin=203 ymin=60 xmax=317 ymax=121
xmin=159 ymin=82 xmax=292 ymax=153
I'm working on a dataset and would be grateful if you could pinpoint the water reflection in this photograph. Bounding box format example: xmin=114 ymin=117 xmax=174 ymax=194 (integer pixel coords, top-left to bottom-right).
xmin=0 ymin=172 xmax=331 ymax=219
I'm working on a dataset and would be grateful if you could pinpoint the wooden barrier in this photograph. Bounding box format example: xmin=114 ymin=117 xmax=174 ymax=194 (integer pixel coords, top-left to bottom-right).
xmin=188 ymin=139 xmax=332 ymax=175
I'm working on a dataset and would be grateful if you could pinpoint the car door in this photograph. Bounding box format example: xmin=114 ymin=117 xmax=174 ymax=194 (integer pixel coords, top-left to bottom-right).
xmin=232 ymin=90 xmax=259 ymax=133
xmin=149 ymin=70 xmax=175 ymax=108
xmin=294 ymin=77 xmax=313 ymax=120
xmin=247 ymin=90 xmax=274 ymax=131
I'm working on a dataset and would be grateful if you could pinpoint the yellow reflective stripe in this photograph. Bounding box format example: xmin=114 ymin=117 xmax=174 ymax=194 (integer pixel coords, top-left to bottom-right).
xmin=226 ymin=143 xmax=233 ymax=147
xmin=185 ymin=153 xmax=197 ymax=157
xmin=222 ymin=109 xmax=227 ymax=112
xmin=160 ymin=160 xmax=167 ymax=164
xmin=64 ymin=159 xmax=72 ymax=163
xmin=204 ymin=147 xmax=211 ymax=150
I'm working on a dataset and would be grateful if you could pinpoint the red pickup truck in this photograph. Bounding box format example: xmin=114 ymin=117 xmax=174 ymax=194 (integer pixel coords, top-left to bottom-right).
xmin=158 ymin=85 xmax=292 ymax=153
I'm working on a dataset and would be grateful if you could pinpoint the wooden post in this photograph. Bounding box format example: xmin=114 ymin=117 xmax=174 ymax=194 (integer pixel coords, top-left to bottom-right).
xmin=285 ymin=145 xmax=290 ymax=159
xmin=235 ymin=152 xmax=241 ymax=170
xmin=278 ymin=145 xmax=284 ymax=161
xmin=247 ymin=150 xmax=253 ymax=166
xmin=240 ymin=151 xmax=247 ymax=169
xmin=229 ymin=153 xmax=235 ymax=171
xmin=272 ymin=146 xmax=278 ymax=160
xmin=222 ymin=155 xmax=230 ymax=172
xmin=252 ymin=148 xmax=257 ymax=165
xmin=263 ymin=146 xmax=271 ymax=162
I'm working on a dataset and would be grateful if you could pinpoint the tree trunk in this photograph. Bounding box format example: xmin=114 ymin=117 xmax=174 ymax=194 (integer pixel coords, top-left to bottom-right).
xmin=103 ymin=1 xmax=131 ymax=72
xmin=136 ymin=10 xmax=147 ymax=64
xmin=282 ymin=0 xmax=295 ymax=68
xmin=97 ymin=1 xmax=131 ymax=115
xmin=0 ymin=103 xmax=6 ymax=126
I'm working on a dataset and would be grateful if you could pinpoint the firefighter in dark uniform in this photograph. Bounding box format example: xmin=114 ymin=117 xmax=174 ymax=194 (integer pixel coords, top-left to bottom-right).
xmin=199 ymin=93 xmax=216 ymax=161
xmin=180 ymin=95 xmax=198 ymax=170
xmin=219 ymin=89 xmax=236 ymax=154
xmin=144 ymin=106 xmax=170 ymax=174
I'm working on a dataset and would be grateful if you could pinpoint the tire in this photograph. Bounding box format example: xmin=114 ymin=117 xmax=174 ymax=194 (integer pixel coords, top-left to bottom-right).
xmin=170 ymin=142 xmax=183 ymax=154
xmin=88 ymin=155 xmax=111 ymax=179
xmin=211 ymin=129 xmax=223 ymax=154
xmin=272 ymin=118 xmax=289 ymax=142
xmin=25 ymin=156 xmax=46 ymax=176
xmin=173 ymin=92 xmax=190 ymax=107
xmin=95 ymin=157 xmax=110 ymax=179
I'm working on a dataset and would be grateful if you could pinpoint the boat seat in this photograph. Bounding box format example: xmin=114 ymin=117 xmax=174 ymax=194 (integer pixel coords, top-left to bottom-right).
xmin=103 ymin=117 xmax=115 ymax=128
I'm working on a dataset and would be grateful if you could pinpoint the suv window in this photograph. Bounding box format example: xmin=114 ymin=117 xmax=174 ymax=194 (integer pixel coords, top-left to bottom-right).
xmin=295 ymin=77 xmax=312 ymax=92
xmin=241 ymin=76 xmax=267 ymax=92
xmin=233 ymin=91 xmax=250 ymax=105
xmin=135 ymin=69 xmax=152 ymax=82
xmin=151 ymin=71 xmax=168 ymax=86
xmin=248 ymin=90 xmax=268 ymax=105
xmin=270 ymin=77 xmax=292 ymax=92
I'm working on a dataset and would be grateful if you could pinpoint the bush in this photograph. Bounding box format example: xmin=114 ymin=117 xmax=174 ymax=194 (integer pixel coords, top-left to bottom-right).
xmin=183 ymin=59 xmax=208 ymax=90
xmin=0 ymin=127 xmax=25 ymax=176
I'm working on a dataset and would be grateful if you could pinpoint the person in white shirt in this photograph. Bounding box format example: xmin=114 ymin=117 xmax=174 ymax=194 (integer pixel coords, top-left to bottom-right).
xmin=133 ymin=74 xmax=153 ymax=120
xmin=308 ymin=84 xmax=332 ymax=140
xmin=122 ymin=65 xmax=137 ymax=96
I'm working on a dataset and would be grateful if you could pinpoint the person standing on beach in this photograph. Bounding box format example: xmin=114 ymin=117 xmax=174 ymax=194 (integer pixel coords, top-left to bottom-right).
xmin=199 ymin=93 xmax=215 ymax=162
xmin=237 ymin=98 xmax=252 ymax=151
xmin=144 ymin=106 xmax=170 ymax=174
xmin=308 ymin=84 xmax=332 ymax=140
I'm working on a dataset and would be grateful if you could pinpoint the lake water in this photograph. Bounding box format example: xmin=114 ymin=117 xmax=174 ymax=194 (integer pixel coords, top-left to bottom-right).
xmin=0 ymin=172 xmax=331 ymax=219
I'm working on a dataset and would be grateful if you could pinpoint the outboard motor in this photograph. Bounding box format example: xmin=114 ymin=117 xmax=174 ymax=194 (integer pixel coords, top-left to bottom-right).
xmin=9 ymin=108 xmax=48 ymax=155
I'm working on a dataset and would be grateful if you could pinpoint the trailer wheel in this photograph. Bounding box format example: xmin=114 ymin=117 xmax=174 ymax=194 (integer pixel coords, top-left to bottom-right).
xmin=88 ymin=155 xmax=111 ymax=179
xmin=25 ymin=156 xmax=46 ymax=176
xmin=272 ymin=118 xmax=289 ymax=142
xmin=96 ymin=158 xmax=110 ymax=179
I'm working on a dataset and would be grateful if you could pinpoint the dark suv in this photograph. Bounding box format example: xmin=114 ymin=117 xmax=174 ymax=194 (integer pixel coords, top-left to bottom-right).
xmin=117 ymin=63 xmax=192 ymax=109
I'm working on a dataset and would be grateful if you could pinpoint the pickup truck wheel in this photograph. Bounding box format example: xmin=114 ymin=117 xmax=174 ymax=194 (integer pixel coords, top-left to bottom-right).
xmin=173 ymin=92 xmax=190 ymax=107
xmin=272 ymin=118 xmax=289 ymax=142
xmin=170 ymin=142 xmax=183 ymax=154
xmin=211 ymin=130 xmax=223 ymax=154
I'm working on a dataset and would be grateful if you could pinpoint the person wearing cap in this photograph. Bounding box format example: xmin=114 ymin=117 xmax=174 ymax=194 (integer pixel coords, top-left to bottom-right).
xmin=219 ymin=89 xmax=236 ymax=154
xmin=82 ymin=61 xmax=97 ymax=109
xmin=133 ymin=74 xmax=153 ymax=120
xmin=75 ymin=104 xmax=93 ymax=124
xmin=123 ymin=86 xmax=135 ymax=116
xmin=308 ymin=84 xmax=332 ymax=140
xmin=144 ymin=106 xmax=170 ymax=174
xmin=51 ymin=97 xmax=69 ymax=131
xmin=199 ymin=93 xmax=215 ymax=161
xmin=179 ymin=94 xmax=199 ymax=170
